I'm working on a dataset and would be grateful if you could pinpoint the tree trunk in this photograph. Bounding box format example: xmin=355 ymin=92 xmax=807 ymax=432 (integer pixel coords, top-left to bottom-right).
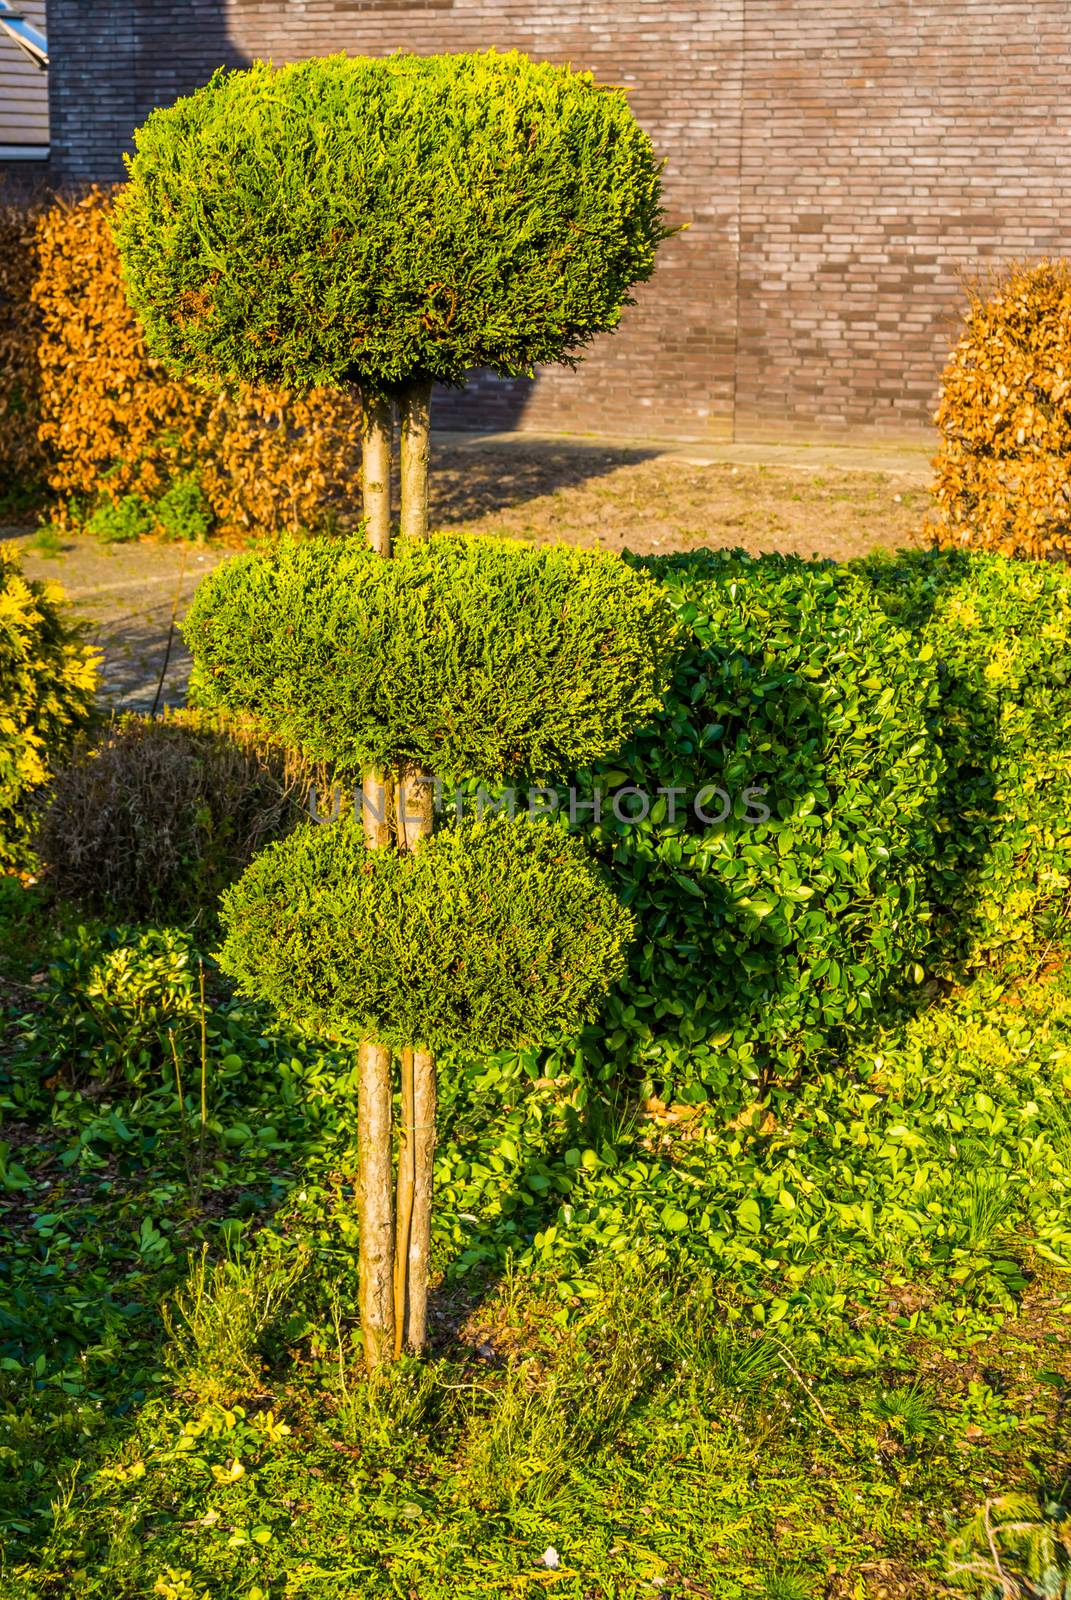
xmin=399 ymin=378 xmax=432 ymax=542
xmin=357 ymin=1034 xmax=395 ymax=1371
xmin=394 ymin=375 xmax=437 ymax=1352
xmin=357 ymin=389 xmax=395 ymax=1370
xmin=361 ymin=390 xmax=393 ymax=556
xmin=394 ymin=764 xmax=436 ymax=1352
xmin=406 ymin=1043 xmax=436 ymax=1352
xmin=393 ymin=1044 xmax=416 ymax=1359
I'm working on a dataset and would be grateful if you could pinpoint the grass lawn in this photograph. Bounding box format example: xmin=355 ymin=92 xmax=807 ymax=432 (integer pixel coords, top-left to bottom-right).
xmin=2 ymin=881 xmax=1069 ymax=1599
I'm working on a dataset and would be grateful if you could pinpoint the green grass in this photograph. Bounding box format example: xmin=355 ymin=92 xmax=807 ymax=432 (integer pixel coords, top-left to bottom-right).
xmin=2 ymin=883 xmax=1071 ymax=1597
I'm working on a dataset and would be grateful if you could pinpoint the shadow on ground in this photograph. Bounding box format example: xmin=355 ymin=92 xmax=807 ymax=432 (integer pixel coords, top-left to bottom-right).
xmin=430 ymin=436 xmax=662 ymax=525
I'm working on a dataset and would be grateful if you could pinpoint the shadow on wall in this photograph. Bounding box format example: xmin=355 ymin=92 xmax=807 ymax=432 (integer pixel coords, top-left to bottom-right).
xmin=434 ymin=371 xmax=537 ymax=433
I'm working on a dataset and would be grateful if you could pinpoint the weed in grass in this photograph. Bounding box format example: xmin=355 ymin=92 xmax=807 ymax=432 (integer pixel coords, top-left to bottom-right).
xmin=334 ymin=1351 xmax=444 ymax=1455
xmin=5 ymin=895 xmax=1071 ymax=1594
xmin=459 ymin=1274 xmax=660 ymax=1515
xmin=162 ymin=1241 xmax=309 ymax=1405
xmin=872 ymin=1381 xmax=942 ymax=1446
xmin=760 ymin=1573 xmax=818 ymax=1600
xmin=28 ymin=522 xmax=63 ymax=558
xmin=956 ymin=1169 xmax=1020 ymax=1253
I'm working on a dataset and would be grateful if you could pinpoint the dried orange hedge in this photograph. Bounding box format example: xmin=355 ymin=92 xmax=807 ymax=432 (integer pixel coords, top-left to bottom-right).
xmin=1 ymin=187 xmax=361 ymax=539
xmin=933 ymin=260 xmax=1071 ymax=561
xmin=0 ymin=196 xmax=49 ymax=491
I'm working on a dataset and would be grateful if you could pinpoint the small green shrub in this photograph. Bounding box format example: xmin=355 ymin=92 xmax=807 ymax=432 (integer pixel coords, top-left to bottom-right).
xmin=29 ymin=522 xmax=63 ymax=558
xmin=115 ymin=51 xmax=666 ymax=392
xmin=85 ymin=493 xmax=156 ymax=543
xmin=185 ymin=536 xmax=678 ymax=780
xmin=84 ymin=476 xmax=214 ymax=544
xmin=41 ymin=924 xmax=200 ymax=1088
xmin=34 ymin=708 xmax=326 ymax=922
xmin=218 ymin=813 xmax=635 ymax=1054
xmin=0 ymin=542 xmax=98 ymax=869
xmin=163 ymin=1242 xmax=309 ymax=1405
xmin=857 ymin=547 xmax=1071 ymax=968
xmin=155 ymin=474 xmax=214 ymax=542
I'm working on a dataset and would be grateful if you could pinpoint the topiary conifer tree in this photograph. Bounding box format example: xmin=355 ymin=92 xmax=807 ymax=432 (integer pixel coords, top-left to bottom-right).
xmin=115 ymin=50 xmax=670 ymax=1367
xmin=186 ymin=534 xmax=676 ymax=1361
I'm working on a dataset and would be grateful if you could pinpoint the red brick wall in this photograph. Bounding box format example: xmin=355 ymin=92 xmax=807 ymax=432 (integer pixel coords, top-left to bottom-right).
xmin=13 ymin=1 xmax=1071 ymax=443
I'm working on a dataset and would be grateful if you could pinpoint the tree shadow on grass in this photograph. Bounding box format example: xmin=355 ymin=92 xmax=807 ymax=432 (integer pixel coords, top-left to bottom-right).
xmin=429 ymin=433 xmax=663 ymax=528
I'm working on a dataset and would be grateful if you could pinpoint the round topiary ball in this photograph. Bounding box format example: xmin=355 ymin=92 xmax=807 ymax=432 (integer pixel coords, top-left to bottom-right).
xmin=217 ymin=812 xmax=634 ymax=1054
xmin=183 ymin=535 xmax=678 ymax=781
xmin=114 ymin=51 xmax=667 ymax=393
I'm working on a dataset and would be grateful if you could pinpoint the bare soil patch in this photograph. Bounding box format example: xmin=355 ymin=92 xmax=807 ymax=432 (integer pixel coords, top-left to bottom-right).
xmin=4 ymin=436 xmax=934 ymax=708
xmin=433 ymin=438 xmax=933 ymax=561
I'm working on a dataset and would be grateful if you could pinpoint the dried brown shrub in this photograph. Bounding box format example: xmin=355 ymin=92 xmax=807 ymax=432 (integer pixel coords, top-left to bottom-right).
xmin=0 ymin=193 xmax=48 ymax=492
xmin=2 ymin=186 xmax=362 ymax=538
xmin=34 ymin=708 xmax=334 ymax=921
xmin=932 ymin=260 xmax=1071 ymax=560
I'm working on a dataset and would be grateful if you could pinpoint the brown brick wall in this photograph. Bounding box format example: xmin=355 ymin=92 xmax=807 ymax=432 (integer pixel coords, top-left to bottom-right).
xmin=9 ymin=1 xmax=1071 ymax=443
xmin=735 ymin=1 xmax=1071 ymax=443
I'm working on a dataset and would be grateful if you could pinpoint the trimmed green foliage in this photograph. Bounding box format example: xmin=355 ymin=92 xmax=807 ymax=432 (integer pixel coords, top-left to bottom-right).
xmin=114 ymin=52 xmax=666 ymax=393
xmin=184 ymin=535 xmax=677 ymax=780
xmin=856 ymin=548 xmax=1071 ymax=970
xmin=0 ymin=543 xmax=97 ymax=869
xmin=218 ymin=813 xmax=634 ymax=1054
xmin=520 ymin=547 xmax=1071 ymax=1109
xmin=572 ymin=549 xmax=941 ymax=1107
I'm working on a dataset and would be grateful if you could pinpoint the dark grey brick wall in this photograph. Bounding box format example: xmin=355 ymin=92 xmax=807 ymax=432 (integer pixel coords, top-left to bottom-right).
xmin=6 ymin=1 xmax=1071 ymax=442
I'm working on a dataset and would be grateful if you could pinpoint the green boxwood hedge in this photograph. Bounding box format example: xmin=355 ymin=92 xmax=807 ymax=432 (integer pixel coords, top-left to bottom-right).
xmin=506 ymin=547 xmax=1071 ymax=1112
xmin=856 ymin=547 xmax=1071 ymax=968
xmin=564 ymin=549 xmax=943 ymax=1110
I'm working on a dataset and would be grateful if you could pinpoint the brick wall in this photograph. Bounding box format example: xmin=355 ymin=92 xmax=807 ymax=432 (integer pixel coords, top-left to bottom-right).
xmin=7 ymin=0 xmax=1071 ymax=443
xmin=735 ymin=1 xmax=1071 ymax=443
